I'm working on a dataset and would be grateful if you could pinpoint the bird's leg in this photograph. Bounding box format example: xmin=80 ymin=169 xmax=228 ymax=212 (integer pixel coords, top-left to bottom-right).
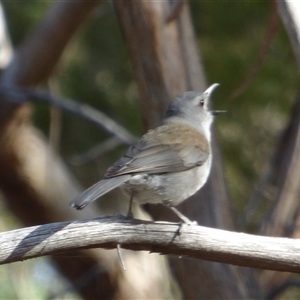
xmin=169 ymin=207 xmax=197 ymax=225
xmin=126 ymin=192 xmax=134 ymax=218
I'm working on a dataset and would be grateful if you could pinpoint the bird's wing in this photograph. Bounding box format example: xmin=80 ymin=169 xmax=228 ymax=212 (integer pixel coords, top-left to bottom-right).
xmin=105 ymin=123 xmax=209 ymax=177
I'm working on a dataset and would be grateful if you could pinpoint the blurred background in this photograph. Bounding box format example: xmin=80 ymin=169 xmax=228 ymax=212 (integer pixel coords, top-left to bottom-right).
xmin=0 ymin=1 xmax=299 ymax=299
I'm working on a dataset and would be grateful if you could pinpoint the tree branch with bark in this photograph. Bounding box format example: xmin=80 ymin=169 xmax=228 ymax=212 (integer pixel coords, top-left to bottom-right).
xmin=1 ymin=215 xmax=300 ymax=273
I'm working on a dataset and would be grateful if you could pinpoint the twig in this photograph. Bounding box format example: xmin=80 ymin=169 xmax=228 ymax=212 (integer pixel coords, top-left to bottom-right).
xmin=70 ymin=136 xmax=124 ymax=165
xmin=165 ymin=0 xmax=186 ymax=24
xmin=48 ymin=79 xmax=62 ymax=153
xmin=230 ymin=0 xmax=279 ymax=99
xmin=239 ymin=158 xmax=274 ymax=229
xmin=1 ymin=214 xmax=300 ymax=273
xmin=117 ymin=244 xmax=126 ymax=271
xmin=0 ymin=87 xmax=138 ymax=145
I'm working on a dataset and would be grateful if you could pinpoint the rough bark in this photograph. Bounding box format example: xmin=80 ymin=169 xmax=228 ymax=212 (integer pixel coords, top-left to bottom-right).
xmin=2 ymin=216 xmax=300 ymax=273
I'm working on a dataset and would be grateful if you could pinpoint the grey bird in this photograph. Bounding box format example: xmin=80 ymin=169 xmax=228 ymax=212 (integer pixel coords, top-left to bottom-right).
xmin=70 ymin=83 xmax=223 ymax=223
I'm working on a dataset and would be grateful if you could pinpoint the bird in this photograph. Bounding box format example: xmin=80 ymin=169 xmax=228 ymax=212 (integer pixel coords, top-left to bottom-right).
xmin=70 ymin=83 xmax=223 ymax=223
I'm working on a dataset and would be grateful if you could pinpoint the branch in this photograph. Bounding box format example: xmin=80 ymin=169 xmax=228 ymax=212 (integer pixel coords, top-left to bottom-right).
xmin=0 ymin=87 xmax=138 ymax=145
xmin=2 ymin=215 xmax=300 ymax=273
xmin=113 ymin=1 xmax=257 ymax=298
xmin=70 ymin=136 xmax=125 ymax=165
xmin=1 ymin=0 xmax=103 ymax=87
xmin=277 ymin=0 xmax=300 ymax=69
xmin=230 ymin=0 xmax=279 ymax=99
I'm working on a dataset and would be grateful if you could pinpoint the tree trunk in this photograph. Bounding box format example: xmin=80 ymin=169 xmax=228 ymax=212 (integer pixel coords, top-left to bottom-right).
xmin=259 ymin=2 xmax=300 ymax=295
xmin=114 ymin=1 xmax=261 ymax=299
xmin=0 ymin=1 xmax=174 ymax=299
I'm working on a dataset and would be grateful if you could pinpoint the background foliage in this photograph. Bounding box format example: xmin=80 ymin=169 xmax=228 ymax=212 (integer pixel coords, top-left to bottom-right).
xmin=1 ymin=1 xmax=299 ymax=298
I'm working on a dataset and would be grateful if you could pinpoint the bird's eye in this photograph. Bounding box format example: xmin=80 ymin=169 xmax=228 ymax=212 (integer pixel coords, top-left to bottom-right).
xmin=200 ymin=99 xmax=205 ymax=107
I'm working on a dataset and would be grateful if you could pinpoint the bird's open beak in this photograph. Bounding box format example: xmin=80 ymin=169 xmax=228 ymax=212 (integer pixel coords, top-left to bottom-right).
xmin=204 ymin=83 xmax=219 ymax=97
xmin=211 ymin=110 xmax=226 ymax=115
xmin=204 ymin=83 xmax=226 ymax=115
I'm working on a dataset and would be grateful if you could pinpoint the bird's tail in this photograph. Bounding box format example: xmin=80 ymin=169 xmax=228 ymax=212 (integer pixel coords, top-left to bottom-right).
xmin=70 ymin=175 xmax=130 ymax=210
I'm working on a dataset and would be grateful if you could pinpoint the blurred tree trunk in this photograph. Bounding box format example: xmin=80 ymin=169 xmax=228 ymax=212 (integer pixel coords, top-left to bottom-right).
xmin=259 ymin=1 xmax=300 ymax=296
xmin=114 ymin=1 xmax=261 ymax=299
xmin=0 ymin=2 xmax=115 ymax=299
xmin=0 ymin=1 xmax=175 ymax=299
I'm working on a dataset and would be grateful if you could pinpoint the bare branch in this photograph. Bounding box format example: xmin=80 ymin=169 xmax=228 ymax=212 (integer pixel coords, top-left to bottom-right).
xmin=0 ymin=87 xmax=138 ymax=145
xmin=2 ymin=215 xmax=300 ymax=273
xmin=230 ymin=0 xmax=279 ymax=99
xmin=1 ymin=0 xmax=103 ymax=87
xmin=278 ymin=0 xmax=300 ymax=69
xmin=70 ymin=137 xmax=125 ymax=165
